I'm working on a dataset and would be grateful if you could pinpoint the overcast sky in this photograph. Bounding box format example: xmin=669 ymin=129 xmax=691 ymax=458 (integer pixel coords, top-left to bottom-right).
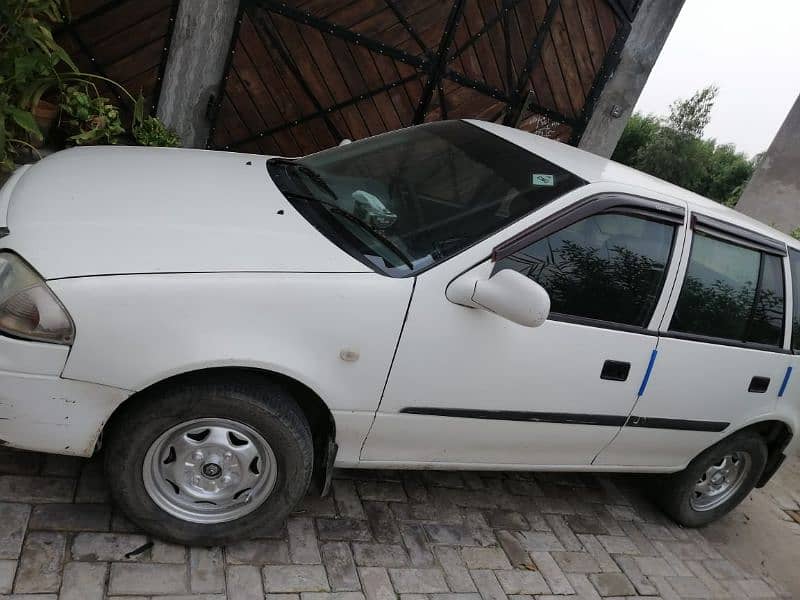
xmin=634 ymin=0 xmax=800 ymax=157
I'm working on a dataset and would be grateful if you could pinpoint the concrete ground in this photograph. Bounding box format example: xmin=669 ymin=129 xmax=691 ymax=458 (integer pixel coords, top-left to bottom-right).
xmin=0 ymin=447 xmax=798 ymax=599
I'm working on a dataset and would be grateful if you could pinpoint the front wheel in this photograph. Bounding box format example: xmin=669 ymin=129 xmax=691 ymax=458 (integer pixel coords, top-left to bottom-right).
xmin=654 ymin=430 xmax=767 ymax=527
xmin=104 ymin=375 xmax=314 ymax=545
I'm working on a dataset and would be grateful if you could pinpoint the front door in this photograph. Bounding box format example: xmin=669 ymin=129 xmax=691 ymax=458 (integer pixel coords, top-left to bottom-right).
xmin=597 ymin=213 xmax=792 ymax=468
xmin=362 ymin=195 xmax=687 ymax=467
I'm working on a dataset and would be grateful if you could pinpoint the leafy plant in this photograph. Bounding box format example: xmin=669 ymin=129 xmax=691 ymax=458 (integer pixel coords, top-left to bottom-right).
xmin=0 ymin=0 xmax=74 ymax=170
xmin=612 ymin=86 xmax=756 ymax=207
xmin=59 ymin=86 xmax=125 ymax=145
xmin=131 ymin=96 xmax=180 ymax=147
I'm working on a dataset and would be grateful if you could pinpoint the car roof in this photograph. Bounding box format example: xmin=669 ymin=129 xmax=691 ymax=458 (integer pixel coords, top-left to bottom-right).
xmin=465 ymin=119 xmax=800 ymax=252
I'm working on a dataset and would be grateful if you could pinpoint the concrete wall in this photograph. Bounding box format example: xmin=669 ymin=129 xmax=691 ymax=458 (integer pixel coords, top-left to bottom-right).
xmin=736 ymin=95 xmax=800 ymax=233
xmin=157 ymin=0 xmax=240 ymax=148
xmin=578 ymin=0 xmax=685 ymax=158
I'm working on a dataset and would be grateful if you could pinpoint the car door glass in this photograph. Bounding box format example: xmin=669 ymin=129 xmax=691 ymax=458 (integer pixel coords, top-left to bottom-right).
xmin=670 ymin=233 xmax=785 ymax=346
xmin=493 ymin=213 xmax=676 ymax=326
xmin=788 ymin=249 xmax=800 ymax=351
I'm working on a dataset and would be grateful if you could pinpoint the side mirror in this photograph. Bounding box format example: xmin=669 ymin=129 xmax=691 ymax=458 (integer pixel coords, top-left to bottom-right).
xmin=447 ymin=266 xmax=551 ymax=328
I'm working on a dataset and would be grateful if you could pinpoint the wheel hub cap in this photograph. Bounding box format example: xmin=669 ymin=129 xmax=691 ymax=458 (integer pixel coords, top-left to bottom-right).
xmin=143 ymin=418 xmax=278 ymax=524
xmin=690 ymin=451 xmax=751 ymax=512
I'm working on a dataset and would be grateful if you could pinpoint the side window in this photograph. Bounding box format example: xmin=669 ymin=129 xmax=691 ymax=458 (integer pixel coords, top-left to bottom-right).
xmin=670 ymin=232 xmax=785 ymax=347
xmin=494 ymin=212 xmax=676 ymax=327
xmin=789 ymin=249 xmax=800 ymax=351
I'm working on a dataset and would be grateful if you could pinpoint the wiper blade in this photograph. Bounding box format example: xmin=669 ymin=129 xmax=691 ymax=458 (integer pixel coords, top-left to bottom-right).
xmin=283 ymin=192 xmax=414 ymax=270
xmin=271 ymin=158 xmax=338 ymax=201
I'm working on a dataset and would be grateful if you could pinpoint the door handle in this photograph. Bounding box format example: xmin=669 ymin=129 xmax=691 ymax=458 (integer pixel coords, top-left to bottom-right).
xmin=748 ymin=376 xmax=770 ymax=393
xmin=601 ymin=360 xmax=631 ymax=382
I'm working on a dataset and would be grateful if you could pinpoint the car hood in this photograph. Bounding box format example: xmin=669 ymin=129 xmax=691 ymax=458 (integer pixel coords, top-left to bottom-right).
xmin=1 ymin=146 xmax=370 ymax=279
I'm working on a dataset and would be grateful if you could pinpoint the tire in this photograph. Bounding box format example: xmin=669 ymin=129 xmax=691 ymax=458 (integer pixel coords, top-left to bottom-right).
xmin=654 ymin=430 xmax=767 ymax=528
xmin=103 ymin=374 xmax=314 ymax=545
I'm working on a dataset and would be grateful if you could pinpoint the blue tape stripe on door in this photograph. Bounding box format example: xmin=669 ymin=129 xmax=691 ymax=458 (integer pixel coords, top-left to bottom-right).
xmin=637 ymin=349 xmax=658 ymax=397
xmin=778 ymin=366 xmax=793 ymax=397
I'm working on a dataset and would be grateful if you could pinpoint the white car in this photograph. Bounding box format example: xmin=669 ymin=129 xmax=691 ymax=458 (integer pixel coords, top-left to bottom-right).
xmin=1 ymin=120 xmax=797 ymax=544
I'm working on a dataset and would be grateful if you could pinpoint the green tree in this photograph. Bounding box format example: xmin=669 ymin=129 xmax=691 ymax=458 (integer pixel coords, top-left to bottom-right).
xmin=612 ymin=86 xmax=756 ymax=207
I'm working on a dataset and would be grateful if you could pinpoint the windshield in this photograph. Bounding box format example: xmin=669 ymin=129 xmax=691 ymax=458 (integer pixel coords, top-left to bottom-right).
xmin=267 ymin=121 xmax=585 ymax=276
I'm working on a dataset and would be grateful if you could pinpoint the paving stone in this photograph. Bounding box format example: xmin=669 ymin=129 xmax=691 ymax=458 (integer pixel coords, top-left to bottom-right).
xmin=551 ymin=551 xmax=601 ymax=574
xmin=634 ymin=556 xmax=675 ymax=577
xmin=544 ymin=514 xmax=582 ymax=551
xmin=151 ymin=540 xmax=186 ymax=563
xmin=605 ymin=504 xmax=640 ymax=521
xmin=352 ymin=543 xmax=409 ymax=567
xmin=289 ymin=517 xmax=322 ymax=564
xmin=588 ymin=572 xmax=635 ymax=597
xmin=684 ymin=559 xmax=728 ymax=597
xmin=0 ymin=504 xmax=30 ymax=559
xmin=495 ymin=530 xmax=531 ymax=567
xmin=302 ymin=594 xmax=366 ymax=600
xmin=702 ymin=558 xmax=744 ymax=580
xmin=40 ymin=454 xmax=83 ymax=477
xmin=460 ymin=546 xmax=511 ymax=569
xmin=74 ymin=460 xmax=110 ymax=503
xmin=531 ymin=551 xmax=575 ymax=595
xmin=433 ymin=546 xmax=476 ymax=593
xmin=0 ymin=449 xmax=42 ymax=474
xmin=364 ymin=502 xmax=401 ymax=544
xmin=400 ymin=523 xmax=435 ymax=567
xmin=262 ymin=565 xmax=330 ymax=592
xmin=13 ymin=531 xmax=65 ymax=593
xmin=59 ymin=562 xmax=107 ymax=600
xmin=505 ymin=479 xmax=544 ymax=497
xmin=596 ymin=534 xmax=638 ymax=555
xmin=565 ymin=514 xmax=608 ymax=535
xmin=317 ymin=518 xmax=372 ymax=541
xmin=430 ymin=594 xmax=481 ymax=600
xmin=577 ymin=534 xmax=619 ymax=573
xmin=297 ymin=495 xmax=338 ymax=517
xmin=736 ymin=578 xmax=778 ymax=598
xmin=483 ymin=509 xmax=528 ymax=530
xmin=648 ymin=575 xmax=682 ymax=600
xmin=0 ymin=561 xmax=15 ymax=594
xmin=190 ymin=547 xmax=224 ymax=593
xmin=469 ymin=569 xmax=506 ymax=600
xmin=321 ymin=542 xmax=359 ymax=591
xmin=0 ymin=476 xmax=73 ymax=503
xmin=463 ymin=510 xmax=496 ymax=547
xmin=620 ymin=521 xmax=658 ymax=557
xmin=227 ymin=565 xmax=264 ymax=600
xmin=71 ymin=532 xmax=149 ymax=562
xmin=664 ymin=575 xmax=711 ymax=598
xmin=388 ymin=568 xmax=449 ymax=593
xmin=0 ymin=595 xmax=58 ymax=600
xmin=333 ymin=480 xmax=366 ymax=519
xmin=495 ymin=569 xmax=550 ymax=594
xmin=565 ymin=573 xmax=603 ymax=599
xmin=358 ymin=567 xmax=394 ymax=600
xmin=226 ymin=539 xmax=291 ymax=564
xmin=515 ymin=531 xmax=564 ymax=552
xmin=424 ymin=524 xmax=478 ymax=546
xmin=613 ymin=555 xmax=657 ymax=596
xmin=358 ymin=481 xmax=407 ymax=502
xmin=108 ymin=562 xmax=188 ymax=595
xmin=29 ymin=503 xmax=110 ymax=532
xmin=651 ymin=541 xmax=692 ymax=577
xmin=662 ymin=541 xmax=707 ymax=561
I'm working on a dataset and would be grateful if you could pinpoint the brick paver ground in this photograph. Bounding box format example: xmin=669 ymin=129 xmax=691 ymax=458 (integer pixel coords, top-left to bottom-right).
xmin=0 ymin=447 xmax=794 ymax=599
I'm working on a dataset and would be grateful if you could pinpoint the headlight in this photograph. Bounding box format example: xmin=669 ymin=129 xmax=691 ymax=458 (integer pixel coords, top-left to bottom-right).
xmin=0 ymin=252 xmax=74 ymax=344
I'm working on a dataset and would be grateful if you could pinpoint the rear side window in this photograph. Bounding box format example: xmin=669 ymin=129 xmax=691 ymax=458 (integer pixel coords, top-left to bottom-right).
xmin=789 ymin=249 xmax=800 ymax=351
xmin=670 ymin=233 xmax=785 ymax=347
xmin=494 ymin=212 xmax=676 ymax=327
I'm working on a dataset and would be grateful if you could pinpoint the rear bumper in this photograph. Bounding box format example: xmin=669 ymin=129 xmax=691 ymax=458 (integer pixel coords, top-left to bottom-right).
xmin=0 ymin=334 xmax=130 ymax=456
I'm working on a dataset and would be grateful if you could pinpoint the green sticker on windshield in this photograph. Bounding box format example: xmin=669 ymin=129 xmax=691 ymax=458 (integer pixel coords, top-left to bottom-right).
xmin=532 ymin=173 xmax=555 ymax=186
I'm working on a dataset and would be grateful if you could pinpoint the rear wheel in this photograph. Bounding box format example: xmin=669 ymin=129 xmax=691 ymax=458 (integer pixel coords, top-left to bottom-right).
xmin=655 ymin=431 xmax=767 ymax=527
xmin=104 ymin=375 xmax=314 ymax=545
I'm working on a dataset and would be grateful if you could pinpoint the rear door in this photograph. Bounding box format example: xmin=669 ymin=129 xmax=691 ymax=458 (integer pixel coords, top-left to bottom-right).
xmin=596 ymin=213 xmax=793 ymax=468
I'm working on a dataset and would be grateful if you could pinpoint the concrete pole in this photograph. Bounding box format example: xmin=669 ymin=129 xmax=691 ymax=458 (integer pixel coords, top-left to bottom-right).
xmin=735 ymin=95 xmax=800 ymax=233
xmin=578 ymin=0 xmax=685 ymax=158
xmin=157 ymin=0 xmax=240 ymax=148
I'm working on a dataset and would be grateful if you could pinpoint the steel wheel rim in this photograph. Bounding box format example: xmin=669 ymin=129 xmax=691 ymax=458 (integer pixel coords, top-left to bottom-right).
xmin=690 ymin=451 xmax=751 ymax=512
xmin=143 ymin=418 xmax=277 ymax=524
